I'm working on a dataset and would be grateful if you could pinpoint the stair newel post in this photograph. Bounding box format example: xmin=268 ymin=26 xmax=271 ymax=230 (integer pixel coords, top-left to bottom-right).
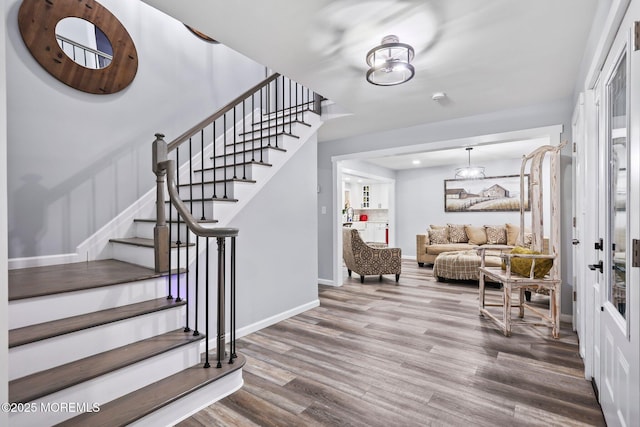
xmin=152 ymin=133 xmax=170 ymax=275
xmin=216 ymin=237 xmax=226 ymax=368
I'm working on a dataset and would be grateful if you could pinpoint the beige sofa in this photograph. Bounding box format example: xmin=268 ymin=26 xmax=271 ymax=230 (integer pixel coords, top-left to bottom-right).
xmin=416 ymin=223 xmax=529 ymax=266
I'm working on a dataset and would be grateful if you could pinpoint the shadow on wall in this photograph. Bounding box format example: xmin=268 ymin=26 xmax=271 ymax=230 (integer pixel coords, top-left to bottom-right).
xmin=9 ymin=174 xmax=48 ymax=257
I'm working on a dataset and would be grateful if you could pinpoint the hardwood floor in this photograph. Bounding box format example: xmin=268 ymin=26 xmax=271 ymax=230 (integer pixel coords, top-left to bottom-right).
xmin=179 ymin=260 xmax=604 ymax=426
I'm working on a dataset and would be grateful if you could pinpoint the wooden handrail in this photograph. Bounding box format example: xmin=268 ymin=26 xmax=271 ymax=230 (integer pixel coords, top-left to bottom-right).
xmin=160 ymin=159 xmax=238 ymax=238
xmin=166 ymin=73 xmax=281 ymax=152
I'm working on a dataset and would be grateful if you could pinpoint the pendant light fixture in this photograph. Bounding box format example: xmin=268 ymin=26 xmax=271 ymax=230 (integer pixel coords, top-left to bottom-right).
xmin=366 ymin=35 xmax=415 ymax=86
xmin=455 ymin=147 xmax=485 ymax=179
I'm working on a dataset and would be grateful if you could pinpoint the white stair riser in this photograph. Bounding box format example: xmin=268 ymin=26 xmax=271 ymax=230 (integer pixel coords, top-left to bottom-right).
xmin=178 ymin=181 xmax=255 ymax=200
xmin=8 ymin=277 xmax=169 ymax=329
xmin=210 ymin=147 xmax=280 ymax=165
xmin=8 ymin=340 xmax=202 ymax=427
xmin=249 ymin=118 xmax=311 ymax=132
xmin=134 ymin=221 xmax=192 ymax=241
xmin=222 ymin=135 xmax=288 ymax=154
xmin=130 ymin=370 xmax=243 ymax=427
xmin=164 ymin=200 xmax=237 ymax=221
xmin=9 ymin=308 xmax=186 ymax=380
xmin=195 ymin=162 xmax=272 ymax=182
xmin=111 ymin=242 xmax=189 ymax=270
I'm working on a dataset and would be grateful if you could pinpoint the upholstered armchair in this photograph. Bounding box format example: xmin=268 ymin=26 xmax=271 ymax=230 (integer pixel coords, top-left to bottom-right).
xmin=342 ymin=228 xmax=401 ymax=283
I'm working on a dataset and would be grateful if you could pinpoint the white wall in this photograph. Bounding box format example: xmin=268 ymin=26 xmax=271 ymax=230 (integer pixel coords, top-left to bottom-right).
xmin=1 ymin=3 xmax=9 ymax=423
xmin=397 ymin=157 xmax=551 ymax=258
xmin=5 ymin=0 xmax=264 ymax=258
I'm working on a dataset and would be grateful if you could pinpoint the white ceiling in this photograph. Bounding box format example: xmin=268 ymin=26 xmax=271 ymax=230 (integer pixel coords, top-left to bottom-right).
xmin=364 ymin=136 xmax=550 ymax=170
xmin=142 ymin=0 xmax=599 ymax=145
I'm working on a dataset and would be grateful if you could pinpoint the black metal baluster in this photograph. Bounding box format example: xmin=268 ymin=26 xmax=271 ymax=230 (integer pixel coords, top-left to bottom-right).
xmin=260 ymin=88 xmax=265 ymax=161
xmin=216 ymin=237 xmax=225 ymax=368
xmin=242 ymin=99 xmax=247 ymax=179
xmin=251 ymin=93 xmax=256 ymax=161
xmin=223 ymin=114 xmax=228 ymax=198
xmin=175 ymin=148 xmax=181 ymax=302
xmin=212 ymin=122 xmax=217 ymax=199
xmin=168 ymin=150 xmax=173 ymax=300
xmin=204 ymin=237 xmax=210 ymax=368
xmin=193 ymin=236 xmax=200 ymax=337
xmin=288 ymin=77 xmax=292 ymax=135
xmin=233 ymin=106 xmax=238 ymax=179
xmin=200 ymin=129 xmax=205 ymax=220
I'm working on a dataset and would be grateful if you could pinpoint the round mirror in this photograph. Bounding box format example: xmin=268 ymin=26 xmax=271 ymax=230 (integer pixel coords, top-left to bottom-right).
xmin=18 ymin=0 xmax=138 ymax=94
xmin=55 ymin=17 xmax=113 ymax=70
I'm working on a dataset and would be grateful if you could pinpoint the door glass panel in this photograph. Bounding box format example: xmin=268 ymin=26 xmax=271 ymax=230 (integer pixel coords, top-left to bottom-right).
xmin=607 ymin=52 xmax=627 ymax=319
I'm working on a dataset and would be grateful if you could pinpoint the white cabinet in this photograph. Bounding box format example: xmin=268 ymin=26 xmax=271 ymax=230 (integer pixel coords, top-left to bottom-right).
xmin=356 ymin=222 xmax=386 ymax=243
xmin=359 ymin=183 xmax=389 ymax=209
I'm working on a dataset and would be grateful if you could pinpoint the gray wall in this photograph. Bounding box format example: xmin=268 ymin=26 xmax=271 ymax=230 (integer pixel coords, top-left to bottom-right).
xmin=228 ymin=135 xmax=319 ymax=329
xmin=1 ymin=1 xmax=9 ymax=421
xmin=396 ymin=157 xmax=549 ymax=258
xmin=318 ymin=99 xmax=575 ymax=314
xmin=5 ymin=0 xmax=264 ymax=258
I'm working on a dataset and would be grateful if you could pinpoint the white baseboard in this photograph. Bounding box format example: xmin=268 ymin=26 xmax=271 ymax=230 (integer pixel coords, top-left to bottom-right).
xmin=235 ymin=299 xmax=320 ymax=340
xmin=402 ymin=255 xmax=417 ymax=260
xmin=200 ymin=298 xmax=321 ymax=354
xmin=8 ymin=253 xmax=81 ymax=270
xmin=317 ymin=278 xmax=336 ymax=286
xmin=560 ymin=313 xmax=573 ymax=324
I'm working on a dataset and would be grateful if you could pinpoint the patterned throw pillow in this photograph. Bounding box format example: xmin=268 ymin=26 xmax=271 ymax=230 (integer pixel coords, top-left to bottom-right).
xmin=447 ymin=224 xmax=469 ymax=243
xmin=429 ymin=228 xmax=449 ymax=244
xmin=523 ymin=232 xmax=533 ymax=248
xmin=465 ymin=225 xmax=487 ymax=245
xmin=485 ymin=225 xmax=507 ymax=244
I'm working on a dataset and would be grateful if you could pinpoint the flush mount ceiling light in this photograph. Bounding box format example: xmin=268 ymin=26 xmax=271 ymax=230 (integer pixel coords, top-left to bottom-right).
xmin=455 ymin=147 xmax=486 ymax=179
xmin=366 ymin=35 xmax=415 ymax=86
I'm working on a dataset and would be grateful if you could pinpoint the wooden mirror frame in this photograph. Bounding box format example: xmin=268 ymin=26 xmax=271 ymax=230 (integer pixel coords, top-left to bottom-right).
xmin=185 ymin=25 xmax=219 ymax=44
xmin=18 ymin=0 xmax=138 ymax=94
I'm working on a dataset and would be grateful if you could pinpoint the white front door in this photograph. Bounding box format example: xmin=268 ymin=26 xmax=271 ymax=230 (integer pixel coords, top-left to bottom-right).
xmin=593 ymin=13 xmax=640 ymax=426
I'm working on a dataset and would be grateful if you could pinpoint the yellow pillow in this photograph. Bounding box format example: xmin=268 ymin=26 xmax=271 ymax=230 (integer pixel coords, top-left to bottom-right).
xmin=503 ymin=246 xmax=553 ymax=279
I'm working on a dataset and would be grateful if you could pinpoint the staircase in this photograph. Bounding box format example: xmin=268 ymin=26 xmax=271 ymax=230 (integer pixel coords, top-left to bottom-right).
xmin=7 ymin=74 xmax=323 ymax=426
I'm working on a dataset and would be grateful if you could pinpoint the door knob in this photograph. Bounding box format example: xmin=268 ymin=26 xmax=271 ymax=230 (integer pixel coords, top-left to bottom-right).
xmin=572 ymin=239 xmax=580 ymax=245
xmin=588 ymin=261 xmax=603 ymax=273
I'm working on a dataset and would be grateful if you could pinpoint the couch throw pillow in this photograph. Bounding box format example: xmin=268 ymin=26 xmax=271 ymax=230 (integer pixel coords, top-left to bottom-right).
xmin=506 ymin=223 xmax=533 ymax=246
xmin=485 ymin=225 xmax=507 ymax=245
xmin=429 ymin=228 xmax=449 ymax=244
xmin=448 ymin=224 xmax=469 ymax=243
xmin=465 ymin=225 xmax=487 ymax=245
xmin=503 ymin=246 xmax=554 ymax=279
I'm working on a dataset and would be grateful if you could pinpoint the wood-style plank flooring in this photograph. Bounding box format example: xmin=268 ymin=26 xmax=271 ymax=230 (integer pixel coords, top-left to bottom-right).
xmin=179 ymin=260 xmax=604 ymax=426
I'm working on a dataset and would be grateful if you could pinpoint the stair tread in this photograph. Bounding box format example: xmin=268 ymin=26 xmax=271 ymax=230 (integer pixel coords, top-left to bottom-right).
xmin=9 ymin=297 xmax=186 ymax=348
xmin=9 ymin=329 xmax=204 ymax=403
xmin=177 ymin=178 xmax=257 ymax=188
xmin=251 ymin=118 xmax=311 ymax=128
xmin=195 ymin=160 xmax=273 ymax=173
xmin=109 ymin=237 xmax=195 ymax=248
xmin=8 ymin=260 xmax=163 ymax=301
xmin=56 ymin=354 xmax=245 ymax=427
xmin=228 ymin=135 xmax=290 ymax=145
xmin=133 ymin=218 xmax=218 ymax=224
xmin=165 ymin=197 xmax=238 ymax=203
xmin=238 ymin=128 xmax=299 ymax=138
xmin=210 ymin=145 xmax=286 ymax=160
